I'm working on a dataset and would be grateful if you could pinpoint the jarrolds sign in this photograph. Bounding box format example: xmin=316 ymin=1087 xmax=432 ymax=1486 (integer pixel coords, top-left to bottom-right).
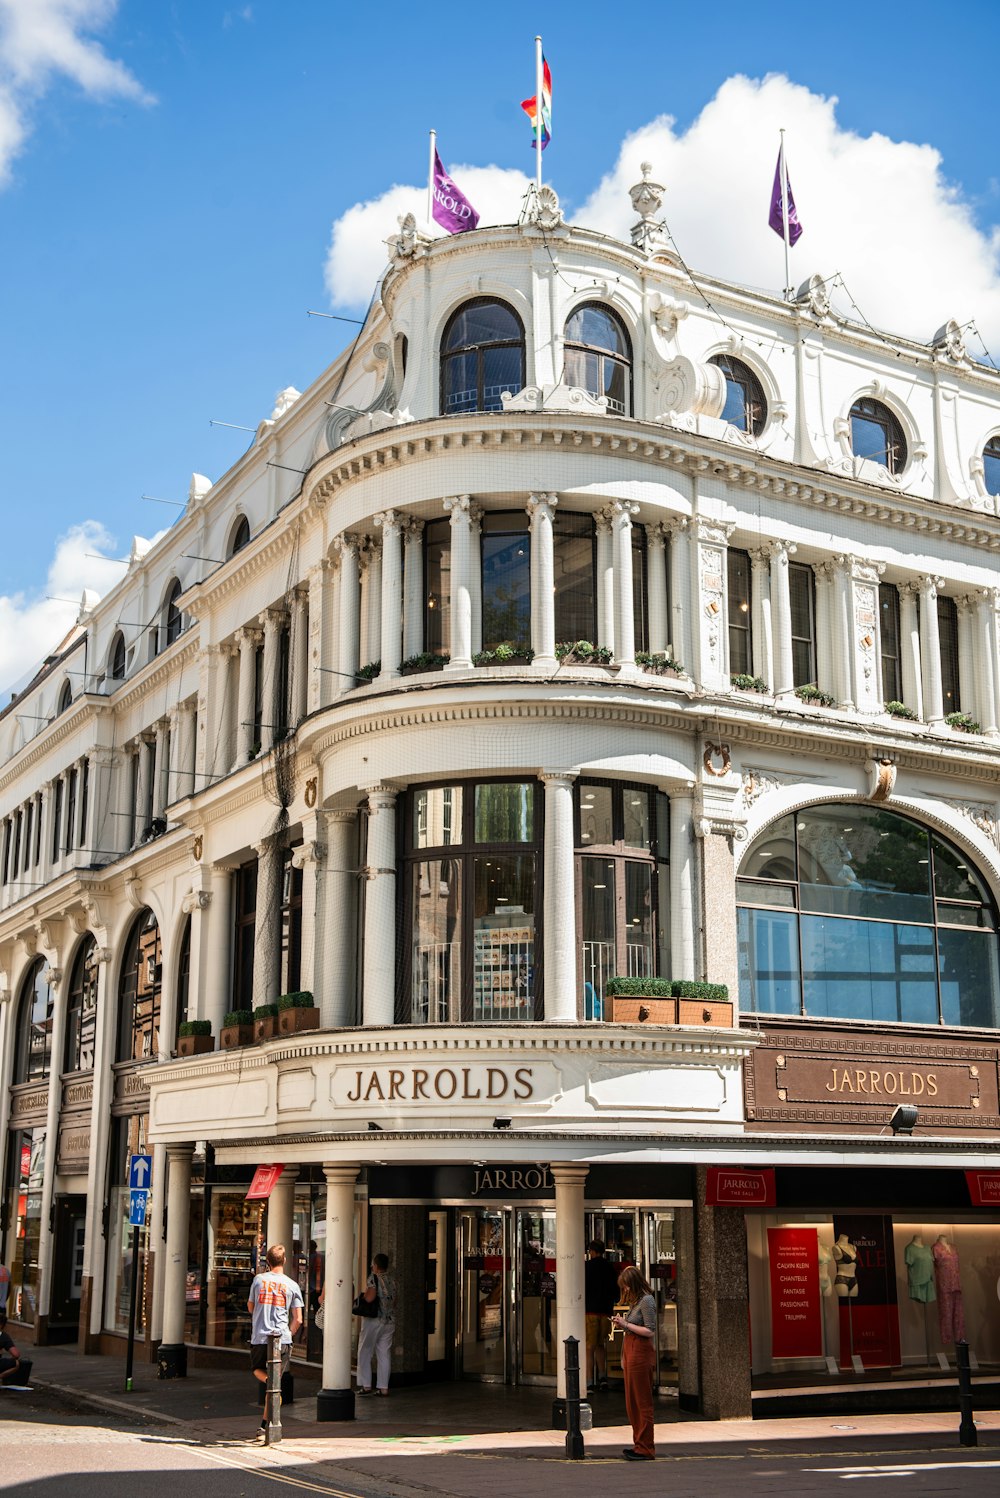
xmin=745 ymin=1024 xmax=1000 ymax=1133
xmin=335 ymin=1064 xmax=537 ymax=1105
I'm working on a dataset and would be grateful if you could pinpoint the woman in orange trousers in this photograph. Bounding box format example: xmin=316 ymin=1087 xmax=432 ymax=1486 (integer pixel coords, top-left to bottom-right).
xmin=612 ymin=1266 xmax=657 ymax=1461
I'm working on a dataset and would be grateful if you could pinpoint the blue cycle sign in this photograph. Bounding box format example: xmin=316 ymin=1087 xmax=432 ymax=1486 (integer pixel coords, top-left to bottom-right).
xmin=129 ymin=1154 xmax=152 ymax=1190
xmin=128 ymin=1190 xmax=148 ymax=1227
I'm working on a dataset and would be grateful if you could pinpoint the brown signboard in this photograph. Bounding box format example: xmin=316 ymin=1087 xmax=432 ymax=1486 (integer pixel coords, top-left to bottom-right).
xmin=744 ymin=1023 xmax=1000 ymax=1134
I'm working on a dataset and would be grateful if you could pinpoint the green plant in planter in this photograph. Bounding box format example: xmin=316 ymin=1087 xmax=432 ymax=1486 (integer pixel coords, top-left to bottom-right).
xmin=885 ymin=700 xmax=917 ymax=720
xmin=472 ymin=643 xmax=534 ymax=666
xmin=635 ymin=651 xmax=683 ymax=674
xmin=254 ymin=1003 xmax=279 ymax=1019
xmin=178 ymin=1019 xmax=212 ymax=1037
xmin=946 ymin=711 xmax=981 ymax=733
xmin=795 ymin=684 xmax=835 ymax=707
xmin=731 ymin=673 xmax=768 ymax=693
xmin=400 ymin=652 xmax=449 ymax=673
xmin=605 ymin=977 xmax=673 ymax=997
xmin=276 ymin=991 xmax=315 ymax=1010
xmin=555 ymin=640 xmax=615 ymax=664
xmin=357 ymin=660 xmax=381 ymax=681
xmin=223 ymin=1009 xmax=253 ymax=1028
xmin=671 ymin=980 xmax=729 ymax=1001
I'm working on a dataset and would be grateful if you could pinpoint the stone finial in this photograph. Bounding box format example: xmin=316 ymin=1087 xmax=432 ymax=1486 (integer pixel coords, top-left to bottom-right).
xmin=271 ymin=387 xmax=301 ymax=421
xmin=522 ymin=183 xmax=563 ymax=231
xmin=629 ymin=162 xmax=668 ymax=253
xmin=932 ymin=319 xmax=967 ymax=363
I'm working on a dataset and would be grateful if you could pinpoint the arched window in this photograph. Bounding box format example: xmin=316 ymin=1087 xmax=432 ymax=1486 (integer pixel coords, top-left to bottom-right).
xmin=982 ymin=436 xmax=1000 ymax=497
xmin=14 ymin=959 xmax=54 ymax=1083
xmin=109 ymin=632 xmax=126 ymax=682
xmin=709 ymin=355 xmax=767 ymax=436
xmin=849 ymin=397 xmax=907 ymax=473
xmin=564 ymin=304 xmax=632 ymax=415
xmin=117 ymin=909 xmax=162 ymax=1062
xmin=228 ymin=515 xmax=250 ymax=558
xmin=65 ymin=936 xmax=98 ymax=1073
xmin=440 ymin=298 xmax=525 ymax=415
xmin=159 ymin=581 xmax=183 ymax=654
xmin=737 ymin=804 xmax=1000 ymax=1028
xmin=57 ymin=680 xmax=72 ymax=714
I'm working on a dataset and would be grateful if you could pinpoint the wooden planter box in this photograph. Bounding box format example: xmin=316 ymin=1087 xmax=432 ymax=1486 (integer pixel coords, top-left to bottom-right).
xmin=220 ymin=1024 xmax=254 ymax=1050
xmin=254 ymin=1016 xmax=276 ymax=1042
xmin=604 ymin=996 xmax=678 ymax=1024
xmin=277 ymin=1006 xmax=320 ymax=1036
xmin=177 ymin=1033 xmax=215 ymax=1057
xmin=678 ymin=998 xmax=734 ymax=1027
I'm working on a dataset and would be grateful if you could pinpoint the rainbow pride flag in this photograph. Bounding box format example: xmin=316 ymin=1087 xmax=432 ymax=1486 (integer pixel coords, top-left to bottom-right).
xmin=521 ymin=55 xmax=552 ymax=150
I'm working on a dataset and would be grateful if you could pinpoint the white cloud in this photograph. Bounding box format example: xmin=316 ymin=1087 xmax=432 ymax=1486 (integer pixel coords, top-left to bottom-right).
xmin=0 ymin=0 xmax=153 ymax=186
xmin=0 ymin=521 xmax=126 ymax=698
xmin=325 ymin=74 xmax=1000 ymax=356
xmin=325 ymin=164 xmax=533 ymax=309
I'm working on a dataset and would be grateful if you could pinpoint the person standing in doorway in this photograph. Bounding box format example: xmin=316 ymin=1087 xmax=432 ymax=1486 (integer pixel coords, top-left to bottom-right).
xmin=0 ymin=1261 xmax=9 ymax=1315
xmin=356 ymin=1253 xmax=396 ymax=1396
xmin=585 ymin=1241 xmax=619 ymax=1392
xmin=247 ymin=1244 xmax=303 ymax=1443
xmin=612 ymin=1265 xmax=657 ymax=1461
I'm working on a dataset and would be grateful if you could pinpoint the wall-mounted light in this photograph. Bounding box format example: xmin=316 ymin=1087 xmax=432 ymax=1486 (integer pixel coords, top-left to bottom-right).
xmin=889 ymin=1104 xmax=918 ymax=1136
xmin=367 ymin=1121 xmax=383 ymax=1132
xmin=493 ymin=1117 xmax=512 ymax=1130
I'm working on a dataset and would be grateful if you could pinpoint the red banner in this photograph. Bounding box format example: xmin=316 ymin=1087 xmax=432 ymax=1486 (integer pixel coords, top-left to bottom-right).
xmin=767 ymin=1228 xmax=823 ymax=1358
xmin=705 ymin=1167 xmax=776 ymax=1206
xmin=965 ymin=1170 xmax=1000 ymax=1205
xmin=246 ymin=1164 xmax=284 ymax=1201
xmin=832 ymin=1214 xmax=900 ymax=1370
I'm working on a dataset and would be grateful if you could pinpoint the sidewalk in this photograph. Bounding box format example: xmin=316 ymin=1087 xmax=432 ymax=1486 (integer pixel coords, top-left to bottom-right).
xmin=12 ymin=1341 xmax=1000 ymax=1496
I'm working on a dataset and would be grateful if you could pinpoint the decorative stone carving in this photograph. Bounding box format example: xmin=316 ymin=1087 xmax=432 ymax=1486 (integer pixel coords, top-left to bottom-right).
xmin=291 ymin=841 xmax=325 ymax=869
xmin=387 ymin=212 xmax=427 ymax=261
xmin=628 ymin=162 xmax=671 ymax=255
xmin=319 ymin=342 xmax=397 ymax=457
xmin=741 ymin=768 xmax=784 ymax=806
xmin=304 ymin=776 xmax=318 ymax=808
xmin=655 ymin=356 xmax=726 ymax=421
xmin=523 ymin=183 xmax=563 ymax=231
xmin=945 ymin=799 xmax=1000 ymax=850
xmin=794 ymin=274 xmax=832 ymax=319
xmin=932 ymin=320 xmax=967 ymax=363
xmin=181 ymin=889 xmax=211 ymax=914
xmin=866 ymin=758 xmax=897 ymax=802
xmin=192 ymin=835 xmax=203 ymax=862
xmin=271 ymin=386 xmax=301 ymax=421
xmin=188 ymin=473 xmax=212 ymax=509
xmin=500 ymin=381 xmax=608 ymax=415
xmin=123 ymin=870 xmax=143 ymax=911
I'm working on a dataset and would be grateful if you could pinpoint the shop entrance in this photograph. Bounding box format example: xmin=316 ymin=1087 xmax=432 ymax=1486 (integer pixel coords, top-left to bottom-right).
xmin=48 ymin=1194 xmax=86 ymax=1340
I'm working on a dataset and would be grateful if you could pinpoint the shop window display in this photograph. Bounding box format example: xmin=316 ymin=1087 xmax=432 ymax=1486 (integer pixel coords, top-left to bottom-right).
xmin=205 ymin=1192 xmax=260 ymax=1348
xmin=3 ymin=1128 xmax=43 ymax=1324
xmin=104 ymin=1115 xmax=148 ymax=1335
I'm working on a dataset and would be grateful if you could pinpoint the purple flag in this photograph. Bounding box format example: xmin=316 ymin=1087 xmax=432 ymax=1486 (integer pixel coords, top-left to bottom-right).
xmin=768 ymin=148 xmax=802 ymax=245
xmin=431 ymin=150 xmax=480 ymax=234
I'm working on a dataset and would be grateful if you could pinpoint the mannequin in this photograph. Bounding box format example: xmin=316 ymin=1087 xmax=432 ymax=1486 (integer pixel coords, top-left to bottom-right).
xmin=817 ymin=1241 xmax=834 ymax=1298
xmin=933 ymin=1234 xmax=965 ymax=1344
xmin=832 ymin=1235 xmax=858 ymax=1297
xmin=904 ymin=1234 xmax=936 ymax=1303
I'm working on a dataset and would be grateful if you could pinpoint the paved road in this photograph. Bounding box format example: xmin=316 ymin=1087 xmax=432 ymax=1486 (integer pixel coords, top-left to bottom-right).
xmin=3 ymin=1385 xmax=1000 ymax=1498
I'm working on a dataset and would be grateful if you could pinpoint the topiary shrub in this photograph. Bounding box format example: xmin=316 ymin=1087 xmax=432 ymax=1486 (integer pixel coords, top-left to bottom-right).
xmin=276 ymin=991 xmax=315 ymax=1011
xmin=605 ymin=977 xmax=673 ymax=997
xmin=223 ymin=1009 xmax=253 ymax=1028
xmin=254 ymin=1002 xmax=279 ymax=1019
xmin=178 ymin=1019 xmax=212 ymax=1037
xmin=671 ymin=980 xmax=729 ymax=1002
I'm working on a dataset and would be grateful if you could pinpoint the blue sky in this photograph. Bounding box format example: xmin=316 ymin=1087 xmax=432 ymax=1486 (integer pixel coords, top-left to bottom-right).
xmin=3 ymin=0 xmax=1000 ymax=693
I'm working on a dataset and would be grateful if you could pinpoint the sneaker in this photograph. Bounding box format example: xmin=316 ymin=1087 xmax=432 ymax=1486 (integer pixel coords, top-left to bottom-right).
xmin=586 ymin=1382 xmax=596 ymax=1394
xmin=357 ymin=1386 xmax=372 ymax=1395
xmin=253 ymin=1429 xmax=267 ymax=1444
xmin=598 ymin=1379 xmax=609 ymax=1392
xmin=623 ymin=1450 xmax=653 ymax=1461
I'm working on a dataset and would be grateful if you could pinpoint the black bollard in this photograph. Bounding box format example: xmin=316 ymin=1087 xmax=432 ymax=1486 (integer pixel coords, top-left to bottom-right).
xmin=265 ymin=1332 xmax=283 ymax=1446
xmin=955 ymin=1340 xmax=977 ymax=1448
xmin=564 ymin=1334 xmax=585 ymax=1460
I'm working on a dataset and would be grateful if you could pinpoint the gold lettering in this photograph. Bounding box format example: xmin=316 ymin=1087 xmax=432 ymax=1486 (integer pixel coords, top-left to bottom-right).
xmin=926 ymin=1073 xmax=938 ymax=1097
xmin=912 ymin=1074 xmax=925 ymax=1096
xmin=412 ymin=1069 xmax=429 ymax=1099
xmin=884 ymin=1071 xmax=898 ymax=1095
xmin=387 ymin=1070 xmax=404 ymax=1100
xmin=855 ymin=1070 xmax=868 ymax=1094
xmin=435 ymin=1068 xmax=457 ymax=1100
xmin=841 ymin=1070 xmax=855 ymax=1094
xmin=363 ymin=1072 xmax=384 ymax=1101
xmin=513 ymin=1067 xmax=534 ymax=1099
xmin=825 ymin=1067 xmax=839 ymax=1093
xmin=346 ymin=1070 xmax=362 ymax=1102
xmin=869 ymin=1071 xmax=882 ymax=1094
xmin=899 ymin=1072 xmax=912 ymax=1095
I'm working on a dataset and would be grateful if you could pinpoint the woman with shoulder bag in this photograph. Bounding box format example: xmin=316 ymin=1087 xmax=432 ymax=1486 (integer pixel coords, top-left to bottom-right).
xmin=611 ymin=1266 xmax=657 ymax=1460
xmin=356 ymin=1253 xmax=397 ymax=1395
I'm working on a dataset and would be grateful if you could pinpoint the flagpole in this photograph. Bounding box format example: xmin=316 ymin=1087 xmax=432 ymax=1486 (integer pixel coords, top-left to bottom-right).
xmin=535 ymin=35 xmax=543 ymax=194
xmin=779 ymin=128 xmax=792 ymax=300
xmin=427 ymin=129 xmax=436 ymax=231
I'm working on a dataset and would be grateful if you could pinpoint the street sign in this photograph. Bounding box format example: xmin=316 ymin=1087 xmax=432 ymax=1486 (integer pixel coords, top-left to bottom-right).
xmin=128 ymin=1189 xmax=149 ymax=1227
xmin=129 ymin=1153 xmax=152 ymax=1190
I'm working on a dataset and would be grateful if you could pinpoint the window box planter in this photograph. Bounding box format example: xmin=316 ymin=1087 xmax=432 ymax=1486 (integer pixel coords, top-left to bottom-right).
xmin=794 ymin=684 xmax=835 ymax=707
xmin=177 ymin=1021 xmax=214 ymax=1057
xmin=731 ymin=674 xmax=768 ymax=694
xmin=602 ymin=978 xmax=733 ymax=1027
xmin=277 ymin=991 xmax=320 ymax=1035
xmin=673 ymin=981 xmax=734 ymax=1028
xmin=400 ymin=653 xmax=449 ymax=675
xmin=221 ymin=1010 xmax=254 ymax=1050
xmin=357 ymin=660 xmax=381 ymax=682
xmin=946 ymin=711 xmax=981 ymax=734
xmin=254 ymin=1003 xmax=279 ymax=1042
xmin=472 ymin=644 xmax=535 ymax=667
xmin=555 ymin=641 xmax=615 ymax=666
xmin=635 ymin=651 xmax=683 ymax=677
xmin=885 ymin=700 xmax=917 ymax=721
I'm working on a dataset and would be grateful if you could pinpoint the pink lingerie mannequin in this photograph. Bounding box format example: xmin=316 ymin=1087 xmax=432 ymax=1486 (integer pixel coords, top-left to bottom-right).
xmin=932 ymin=1234 xmax=965 ymax=1344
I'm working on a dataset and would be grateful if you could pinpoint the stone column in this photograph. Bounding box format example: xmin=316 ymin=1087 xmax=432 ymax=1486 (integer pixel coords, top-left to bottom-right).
xmin=81 ymin=944 xmax=114 ymax=1347
xmin=550 ymin=1164 xmax=589 ymax=1418
xmin=376 ymin=511 xmax=404 ymax=681
xmin=402 ymin=519 xmax=425 ymax=659
xmin=134 ymin=737 xmax=152 ymax=838
xmin=252 ymin=836 xmax=284 ymax=1009
xmin=527 ymin=493 xmax=558 ymax=667
xmin=259 ymin=608 xmax=284 ymax=754
xmin=899 ymin=582 xmax=923 ymax=718
xmin=691 ymin=518 xmax=734 ymax=691
xmin=115 ymin=746 xmax=136 ymax=853
xmin=290 ymin=586 xmax=309 ymax=726
xmin=610 ymin=500 xmax=638 ymax=666
xmin=319 ymin=811 xmax=359 ymax=1027
xmin=469 ymin=505 xmax=483 ymax=657
xmin=292 ymin=836 xmax=324 ymax=999
xmin=540 ymin=772 xmax=577 ymax=1021
xmin=234 ymin=627 xmax=261 ymax=766
xmin=596 ymin=511 xmax=615 ymax=655
xmin=749 ymin=548 xmax=773 ymax=688
xmin=37 ymin=780 xmax=54 ymax=882
xmin=444 ymin=496 xmax=474 ymax=670
xmin=646 ymin=524 xmax=669 ymax=655
xmin=266 ymin=1167 xmax=297 ymax=1254
xmin=669 ymin=790 xmax=696 ymax=981
xmin=362 ymin=786 xmax=397 ymax=1027
xmin=359 ymin=539 xmax=382 ymax=669
xmin=336 ymin=536 xmax=361 ymax=693
xmin=151 ymin=721 xmax=169 ymax=820
xmin=694 ymin=812 xmax=742 ymax=997
xmin=201 ymin=865 xmax=233 ymax=1036
xmin=691 ymin=1167 xmax=752 ymax=1419
xmin=36 ymin=960 xmax=67 ymax=1337
xmin=157 ymin=1143 xmax=194 ymax=1376
xmin=919 ymin=575 xmax=945 ymax=724
xmin=668 ymin=520 xmax=691 ymax=672
xmin=957 ymin=597 xmax=976 ymax=719
xmin=813 ymin=562 xmax=834 ymax=699
xmin=173 ymin=702 xmax=196 ymax=801
xmin=75 ymin=758 xmax=90 ymax=849
xmin=769 ymin=541 xmax=796 ymax=699
xmin=307 ymin=560 xmax=332 ymax=712
xmin=983 ymin=590 xmax=1000 ymax=737
xmin=317 ymin=1164 xmax=359 ymax=1421
xmin=847 ymin=559 xmax=884 ymax=715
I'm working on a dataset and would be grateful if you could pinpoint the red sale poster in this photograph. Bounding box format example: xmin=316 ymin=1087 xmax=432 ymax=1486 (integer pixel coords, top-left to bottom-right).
xmin=767 ymin=1227 xmax=823 ymax=1358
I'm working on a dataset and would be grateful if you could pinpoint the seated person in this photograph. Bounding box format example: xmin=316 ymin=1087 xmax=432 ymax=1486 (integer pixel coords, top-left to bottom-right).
xmin=0 ymin=1313 xmax=21 ymax=1385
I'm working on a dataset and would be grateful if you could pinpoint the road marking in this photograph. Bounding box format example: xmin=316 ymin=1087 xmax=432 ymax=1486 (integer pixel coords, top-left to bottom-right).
xmin=810 ymin=1460 xmax=1000 ymax=1479
xmin=192 ymin=1444 xmax=366 ymax=1497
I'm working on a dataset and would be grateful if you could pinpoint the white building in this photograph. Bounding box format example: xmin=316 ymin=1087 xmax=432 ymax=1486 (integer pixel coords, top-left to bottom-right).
xmin=2 ymin=170 xmax=999 ymax=1420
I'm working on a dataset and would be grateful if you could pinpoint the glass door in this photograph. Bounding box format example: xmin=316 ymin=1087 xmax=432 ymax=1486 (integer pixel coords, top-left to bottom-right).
xmin=645 ymin=1210 xmax=678 ymax=1389
xmin=516 ymin=1209 xmax=557 ymax=1381
xmin=458 ymin=1208 xmax=509 ymax=1381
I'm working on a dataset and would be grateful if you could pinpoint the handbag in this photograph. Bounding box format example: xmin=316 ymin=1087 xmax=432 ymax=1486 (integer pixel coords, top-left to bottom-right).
xmin=314 ymin=1305 xmax=324 ymax=1331
xmin=352 ymin=1287 xmax=379 ymax=1318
